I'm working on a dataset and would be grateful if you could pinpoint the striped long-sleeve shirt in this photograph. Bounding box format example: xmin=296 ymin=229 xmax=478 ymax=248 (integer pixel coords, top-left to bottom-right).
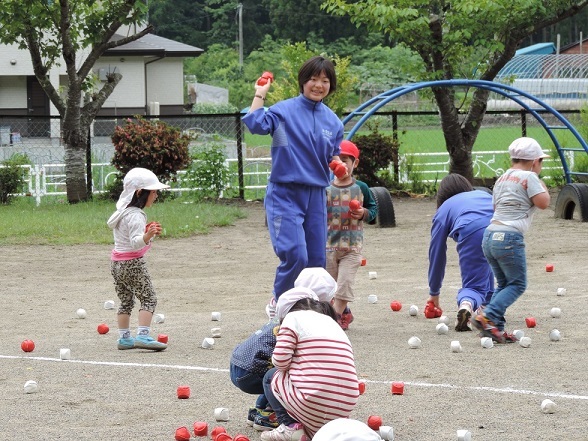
xmin=271 ymin=310 xmax=359 ymax=437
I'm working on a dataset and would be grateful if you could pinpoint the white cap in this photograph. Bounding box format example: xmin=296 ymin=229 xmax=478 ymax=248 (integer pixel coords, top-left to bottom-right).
xmin=294 ymin=267 xmax=337 ymax=302
xmin=508 ymin=137 xmax=550 ymax=161
xmin=313 ymin=419 xmax=383 ymax=441
xmin=116 ymin=167 xmax=170 ymax=210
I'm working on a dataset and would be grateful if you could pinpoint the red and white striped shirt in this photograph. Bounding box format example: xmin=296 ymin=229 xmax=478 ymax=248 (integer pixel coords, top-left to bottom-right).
xmin=271 ymin=310 xmax=359 ymax=437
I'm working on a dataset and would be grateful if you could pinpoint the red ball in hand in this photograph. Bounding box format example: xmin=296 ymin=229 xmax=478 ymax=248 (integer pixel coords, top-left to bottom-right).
xmin=21 ymin=339 xmax=35 ymax=352
xmin=349 ymin=200 xmax=361 ymax=211
xmin=257 ymin=71 xmax=274 ymax=86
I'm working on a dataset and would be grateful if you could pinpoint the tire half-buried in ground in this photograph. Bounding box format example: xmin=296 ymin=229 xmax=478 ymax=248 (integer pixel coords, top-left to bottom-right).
xmin=368 ymin=186 xmax=396 ymax=227
xmin=554 ymin=183 xmax=588 ymax=222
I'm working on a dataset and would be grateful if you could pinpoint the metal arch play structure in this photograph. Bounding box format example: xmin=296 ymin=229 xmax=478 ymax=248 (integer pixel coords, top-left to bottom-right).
xmin=343 ymin=79 xmax=588 ymax=221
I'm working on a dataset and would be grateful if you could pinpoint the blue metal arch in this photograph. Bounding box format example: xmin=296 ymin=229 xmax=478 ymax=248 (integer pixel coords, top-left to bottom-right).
xmin=342 ymin=79 xmax=588 ymax=184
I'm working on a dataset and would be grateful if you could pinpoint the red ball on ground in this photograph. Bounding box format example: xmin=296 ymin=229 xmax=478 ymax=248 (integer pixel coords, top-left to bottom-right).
xmin=210 ymin=427 xmax=227 ymax=440
xmin=193 ymin=422 xmax=208 ymax=437
xmin=358 ymin=380 xmax=366 ymax=395
xmin=97 ymin=323 xmax=109 ymax=334
xmin=215 ymin=434 xmax=232 ymax=441
xmin=525 ymin=317 xmax=537 ymax=328
xmin=390 ymin=301 xmax=402 ymax=312
xmin=233 ymin=435 xmax=250 ymax=441
xmin=546 ymin=264 xmax=554 ymax=272
xmin=21 ymin=339 xmax=35 ymax=352
xmin=391 ymin=381 xmax=405 ymax=395
xmin=157 ymin=334 xmax=168 ymax=344
xmin=367 ymin=415 xmax=383 ymax=431
xmin=175 ymin=426 xmax=191 ymax=441
xmin=360 ymin=257 xmax=367 ymax=266
xmin=177 ymin=385 xmax=190 ymax=399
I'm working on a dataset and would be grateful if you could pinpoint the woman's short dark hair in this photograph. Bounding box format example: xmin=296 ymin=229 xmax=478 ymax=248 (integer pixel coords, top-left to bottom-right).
xmin=436 ymin=174 xmax=473 ymax=209
xmin=128 ymin=189 xmax=151 ymax=209
xmin=287 ymin=298 xmax=338 ymax=322
xmin=298 ymin=56 xmax=337 ymax=97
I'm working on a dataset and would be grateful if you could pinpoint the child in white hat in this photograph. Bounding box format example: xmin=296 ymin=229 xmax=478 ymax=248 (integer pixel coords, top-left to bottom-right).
xmin=107 ymin=168 xmax=170 ymax=351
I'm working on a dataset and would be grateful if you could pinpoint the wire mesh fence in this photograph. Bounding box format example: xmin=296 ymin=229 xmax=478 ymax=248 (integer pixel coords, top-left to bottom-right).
xmin=0 ymin=108 xmax=584 ymax=204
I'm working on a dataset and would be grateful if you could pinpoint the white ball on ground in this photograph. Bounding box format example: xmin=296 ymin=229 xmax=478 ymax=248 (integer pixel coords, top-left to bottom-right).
xmin=456 ymin=429 xmax=472 ymax=441
xmin=480 ymin=337 xmax=494 ymax=349
xmin=451 ymin=341 xmax=462 ymax=353
xmin=76 ymin=308 xmax=87 ymax=319
xmin=549 ymin=329 xmax=561 ymax=341
xmin=541 ymin=399 xmax=556 ymax=414
xmin=408 ymin=336 xmax=421 ymax=348
xmin=556 ymin=287 xmax=566 ymax=296
xmin=438 ymin=315 xmax=450 ymax=325
xmin=103 ymin=300 xmax=115 ymax=310
xmin=409 ymin=305 xmax=418 ymax=316
xmin=513 ymin=329 xmax=525 ymax=340
xmin=24 ymin=380 xmax=38 ymax=394
xmin=436 ymin=323 xmax=449 ymax=335
xmin=153 ymin=313 xmax=165 ymax=324
xmin=549 ymin=307 xmax=561 ymax=318
xmin=519 ymin=336 xmax=532 ymax=348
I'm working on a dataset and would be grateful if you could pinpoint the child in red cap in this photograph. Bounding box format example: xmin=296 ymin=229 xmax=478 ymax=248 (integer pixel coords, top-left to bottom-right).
xmin=326 ymin=140 xmax=378 ymax=330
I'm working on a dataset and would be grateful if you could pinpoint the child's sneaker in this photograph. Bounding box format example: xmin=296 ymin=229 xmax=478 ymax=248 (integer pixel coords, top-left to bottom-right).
xmin=253 ymin=412 xmax=279 ymax=431
xmin=117 ymin=337 xmax=135 ymax=350
xmin=471 ymin=313 xmax=506 ymax=344
xmin=265 ymin=297 xmax=277 ymax=320
xmin=247 ymin=407 xmax=274 ymax=426
xmin=424 ymin=300 xmax=443 ymax=319
xmin=134 ymin=335 xmax=167 ymax=351
xmin=338 ymin=308 xmax=354 ymax=331
xmin=260 ymin=423 xmax=307 ymax=441
xmin=455 ymin=301 xmax=473 ymax=332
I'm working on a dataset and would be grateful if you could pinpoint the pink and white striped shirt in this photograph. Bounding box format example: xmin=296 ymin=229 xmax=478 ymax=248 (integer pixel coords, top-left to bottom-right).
xmin=271 ymin=310 xmax=359 ymax=437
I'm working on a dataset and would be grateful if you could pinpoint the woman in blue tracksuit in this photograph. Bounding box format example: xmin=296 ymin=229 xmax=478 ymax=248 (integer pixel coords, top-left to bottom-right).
xmin=426 ymin=174 xmax=495 ymax=331
xmin=242 ymin=56 xmax=344 ymax=318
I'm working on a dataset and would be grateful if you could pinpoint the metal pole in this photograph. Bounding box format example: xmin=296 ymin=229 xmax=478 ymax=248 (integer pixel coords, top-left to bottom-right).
xmin=235 ymin=113 xmax=244 ymax=199
xmin=238 ymin=4 xmax=243 ymax=67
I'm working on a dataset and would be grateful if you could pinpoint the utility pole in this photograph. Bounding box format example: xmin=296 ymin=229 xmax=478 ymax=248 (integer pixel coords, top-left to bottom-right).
xmin=237 ymin=3 xmax=244 ymax=66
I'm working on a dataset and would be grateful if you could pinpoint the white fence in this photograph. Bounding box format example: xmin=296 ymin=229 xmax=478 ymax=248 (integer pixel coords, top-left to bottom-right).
xmin=11 ymin=151 xmax=563 ymax=205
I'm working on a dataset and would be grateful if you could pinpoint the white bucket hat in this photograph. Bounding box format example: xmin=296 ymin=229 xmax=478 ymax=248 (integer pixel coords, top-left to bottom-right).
xmin=115 ymin=167 xmax=170 ymax=210
xmin=313 ymin=419 xmax=383 ymax=441
xmin=508 ymin=137 xmax=550 ymax=160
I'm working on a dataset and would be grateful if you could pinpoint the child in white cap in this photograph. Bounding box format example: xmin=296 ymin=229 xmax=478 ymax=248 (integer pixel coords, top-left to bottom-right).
xmin=259 ymin=270 xmax=359 ymax=441
xmin=472 ymin=137 xmax=550 ymax=343
xmin=107 ymin=168 xmax=170 ymax=350
xmin=230 ymin=268 xmax=337 ymax=431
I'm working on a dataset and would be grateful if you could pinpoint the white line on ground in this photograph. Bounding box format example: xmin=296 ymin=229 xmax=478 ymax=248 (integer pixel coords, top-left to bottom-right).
xmin=4 ymin=354 xmax=587 ymax=401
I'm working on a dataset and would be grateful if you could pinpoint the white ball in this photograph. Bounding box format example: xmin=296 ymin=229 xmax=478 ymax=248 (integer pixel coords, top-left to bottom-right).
xmin=201 ymin=337 xmax=215 ymax=349
xmin=519 ymin=336 xmax=532 ymax=348
xmin=541 ymin=399 xmax=556 ymax=414
xmin=549 ymin=329 xmax=561 ymax=341
xmin=153 ymin=313 xmax=165 ymax=324
xmin=409 ymin=305 xmax=419 ymax=316
xmin=450 ymin=340 xmax=462 ymax=353
xmin=59 ymin=348 xmax=71 ymax=360
xmin=438 ymin=315 xmax=450 ymax=325
xmin=103 ymin=300 xmax=115 ymax=310
xmin=24 ymin=380 xmax=38 ymax=394
xmin=408 ymin=336 xmax=421 ymax=348
xmin=480 ymin=337 xmax=494 ymax=349
xmin=367 ymin=294 xmax=378 ymax=304
xmin=436 ymin=323 xmax=449 ymax=335
xmin=456 ymin=429 xmax=472 ymax=441
xmin=76 ymin=308 xmax=87 ymax=319
xmin=556 ymin=287 xmax=566 ymax=296
xmin=513 ymin=329 xmax=525 ymax=340
xmin=211 ymin=312 xmax=221 ymax=321
xmin=549 ymin=307 xmax=561 ymax=318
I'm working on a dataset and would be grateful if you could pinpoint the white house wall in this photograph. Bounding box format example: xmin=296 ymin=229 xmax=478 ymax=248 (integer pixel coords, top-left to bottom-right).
xmin=94 ymin=57 xmax=146 ymax=110
xmin=0 ymin=77 xmax=26 ymax=109
xmin=146 ymin=58 xmax=183 ymax=107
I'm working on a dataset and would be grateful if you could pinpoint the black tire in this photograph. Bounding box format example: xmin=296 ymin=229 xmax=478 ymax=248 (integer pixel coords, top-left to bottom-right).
xmin=555 ymin=183 xmax=588 ymax=222
xmin=369 ymin=186 xmax=396 ymax=228
xmin=473 ymin=186 xmax=492 ymax=194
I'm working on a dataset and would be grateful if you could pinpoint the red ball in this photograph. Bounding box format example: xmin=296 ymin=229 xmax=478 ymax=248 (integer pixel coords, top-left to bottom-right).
xmin=193 ymin=422 xmax=208 ymax=437
xmin=256 ymin=71 xmax=274 ymax=86
xmin=390 ymin=301 xmax=402 ymax=312
xmin=391 ymin=381 xmax=405 ymax=395
xmin=215 ymin=434 xmax=232 ymax=441
xmin=97 ymin=323 xmax=109 ymax=334
xmin=233 ymin=435 xmax=250 ymax=441
xmin=177 ymin=385 xmax=191 ymax=399
xmin=546 ymin=264 xmax=554 ymax=272
xmin=358 ymin=380 xmax=366 ymax=395
xmin=360 ymin=257 xmax=367 ymax=266
xmin=175 ymin=426 xmax=191 ymax=441
xmin=210 ymin=427 xmax=227 ymax=440
xmin=525 ymin=317 xmax=537 ymax=328
xmin=367 ymin=415 xmax=383 ymax=431
xmin=21 ymin=339 xmax=35 ymax=352
xmin=157 ymin=334 xmax=168 ymax=344
xmin=349 ymin=200 xmax=361 ymax=211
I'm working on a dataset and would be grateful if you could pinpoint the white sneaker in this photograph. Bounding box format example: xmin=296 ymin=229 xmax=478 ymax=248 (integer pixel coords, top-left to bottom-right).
xmin=260 ymin=424 xmax=307 ymax=441
xmin=455 ymin=301 xmax=473 ymax=332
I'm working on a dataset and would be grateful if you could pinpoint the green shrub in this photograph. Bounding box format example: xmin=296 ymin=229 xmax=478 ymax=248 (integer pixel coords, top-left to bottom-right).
xmin=110 ymin=116 xmax=192 ymax=200
xmin=352 ymin=121 xmax=400 ymax=188
xmin=183 ymin=142 xmax=235 ymax=201
xmin=0 ymin=162 xmax=24 ymax=204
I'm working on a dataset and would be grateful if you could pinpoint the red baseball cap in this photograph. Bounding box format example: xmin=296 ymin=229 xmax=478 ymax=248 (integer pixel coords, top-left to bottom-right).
xmin=340 ymin=140 xmax=360 ymax=159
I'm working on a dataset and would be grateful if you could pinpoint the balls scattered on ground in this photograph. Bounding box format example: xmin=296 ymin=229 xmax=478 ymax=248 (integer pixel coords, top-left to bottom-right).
xmin=541 ymin=399 xmax=556 ymax=414
xmin=59 ymin=348 xmax=71 ymax=360
xmin=367 ymin=294 xmax=378 ymax=304
xmin=408 ymin=336 xmax=421 ymax=348
xmin=174 ymin=426 xmax=190 ymax=441
xmin=103 ymin=300 xmax=115 ymax=310
xmin=457 ymin=429 xmax=472 ymax=441
xmin=549 ymin=329 xmax=561 ymax=341
xmin=21 ymin=339 xmax=35 ymax=353
xmin=436 ymin=323 xmax=449 ymax=335
xmin=211 ymin=312 xmax=221 ymax=321
xmin=525 ymin=317 xmax=537 ymax=328
xmin=480 ymin=337 xmax=494 ymax=349
xmin=513 ymin=329 xmax=525 ymax=340
xmin=550 ymin=307 xmax=561 ymax=318
xmin=153 ymin=313 xmax=165 ymax=324
xmin=76 ymin=308 xmax=87 ymax=319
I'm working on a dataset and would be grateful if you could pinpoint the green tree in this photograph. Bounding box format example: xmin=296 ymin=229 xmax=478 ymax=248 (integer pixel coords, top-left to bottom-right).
xmin=0 ymin=0 xmax=152 ymax=203
xmin=323 ymin=0 xmax=588 ymax=181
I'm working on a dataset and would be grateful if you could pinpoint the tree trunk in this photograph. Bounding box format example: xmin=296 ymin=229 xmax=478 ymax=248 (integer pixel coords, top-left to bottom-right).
xmin=64 ymin=142 xmax=88 ymax=203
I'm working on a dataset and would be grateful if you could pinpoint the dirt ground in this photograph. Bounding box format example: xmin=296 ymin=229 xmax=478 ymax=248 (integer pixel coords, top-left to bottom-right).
xmin=1 ymin=193 xmax=588 ymax=441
